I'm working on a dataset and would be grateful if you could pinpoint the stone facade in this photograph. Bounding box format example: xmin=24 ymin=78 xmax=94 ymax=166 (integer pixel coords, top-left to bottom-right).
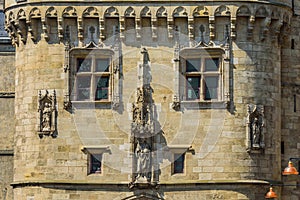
xmin=0 ymin=0 xmax=299 ymax=199
xmin=0 ymin=2 xmax=15 ymax=199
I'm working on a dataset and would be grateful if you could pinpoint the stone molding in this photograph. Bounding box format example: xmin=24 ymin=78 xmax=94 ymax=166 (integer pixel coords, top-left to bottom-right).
xmin=0 ymin=91 xmax=15 ymax=98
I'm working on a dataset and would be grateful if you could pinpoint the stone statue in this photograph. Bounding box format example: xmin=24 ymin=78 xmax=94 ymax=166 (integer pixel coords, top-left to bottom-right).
xmin=135 ymin=138 xmax=151 ymax=183
xmin=42 ymin=102 xmax=52 ymax=131
xmin=38 ymin=90 xmax=57 ymax=138
xmin=248 ymin=105 xmax=264 ymax=149
xmin=252 ymin=117 xmax=261 ymax=147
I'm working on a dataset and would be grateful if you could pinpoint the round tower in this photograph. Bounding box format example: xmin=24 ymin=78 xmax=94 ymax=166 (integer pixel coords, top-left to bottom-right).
xmin=4 ymin=0 xmax=294 ymax=199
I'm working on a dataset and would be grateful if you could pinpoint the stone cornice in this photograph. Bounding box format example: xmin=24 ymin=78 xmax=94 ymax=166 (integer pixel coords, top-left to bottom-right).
xmin=11 ymin=179 xmax=273 ymax=189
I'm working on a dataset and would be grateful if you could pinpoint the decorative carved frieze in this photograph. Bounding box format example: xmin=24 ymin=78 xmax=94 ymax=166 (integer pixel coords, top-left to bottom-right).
xmin=38 ymin=90 xmax=57 ymax=138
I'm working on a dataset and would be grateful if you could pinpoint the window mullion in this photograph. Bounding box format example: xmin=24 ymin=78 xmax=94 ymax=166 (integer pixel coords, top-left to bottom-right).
xmin=200 ymin=58 xmax=205 ymax=101
xmin=91 ymin=57 xmax=95 ymax=101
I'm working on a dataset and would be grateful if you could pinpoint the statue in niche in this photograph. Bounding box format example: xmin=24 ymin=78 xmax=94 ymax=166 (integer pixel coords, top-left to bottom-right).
xmin=135 ymin=138 xmax=151 ymax=183
xmin=42 ymin=102 xmax=52 ymax=131
xmin=248 ymin=105 xmax=264 ymax=149
xmin=38 ymin=90 xmax=57 ymax=138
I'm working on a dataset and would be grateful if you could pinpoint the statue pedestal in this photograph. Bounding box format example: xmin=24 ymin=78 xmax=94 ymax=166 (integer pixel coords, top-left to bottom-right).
xmin=134 ymin=176 xmax=150 ymax=189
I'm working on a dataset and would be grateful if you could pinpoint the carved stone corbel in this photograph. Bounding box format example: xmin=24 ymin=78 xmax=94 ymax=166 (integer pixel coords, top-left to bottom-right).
xmin=57 ymin=17 xmax=64 ymax=42
xmin=38 ymin=90 xmax=58 ymax=138
xmin=209 ymin=16 xmax=215 ymax=41
xmin=230 ymin=17 xmax=236 ymax=39
xmin=41 ymin=18 xmax=49 ymax=41
xmin=135 ymin=17 xmax=141 ymax=39
xmin=188 ymin=16 xmax=194 ymax=42
xmin=119 ymin=16 xmax=125 ymax=39
xmin=247 ymin=15 xmax=255 ymax=40
xmin=167 ymin=17 xmax=174 ymax=38
xmin=151 ymin=17 xmax=157 ymax=39
xmin=77 ymin=17 xmax=83 ymax=47
xmin=260 ymin=17 xmax=271 ymax=41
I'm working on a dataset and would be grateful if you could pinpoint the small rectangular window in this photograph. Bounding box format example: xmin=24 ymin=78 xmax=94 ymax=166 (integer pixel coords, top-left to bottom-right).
xmin=173 ymin=153 xmax=185 ymax=174
xmin=89 ymin=153 xmax=102 ymax=174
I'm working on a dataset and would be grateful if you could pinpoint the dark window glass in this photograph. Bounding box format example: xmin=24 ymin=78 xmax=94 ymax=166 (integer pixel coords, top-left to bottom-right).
xmin=96 ymin=59 xmax=110 ymax=72
xmin=77 ymin=58 xmax=92 ymax=72
xmin=90 ymin=154 xmax=102 ymax=174
xmin=174 ymin=154 xmax=185 ymax=174
xmin=186 ymin=76 xmax=200 ymax=100
xmin=205 ymin=58 xmax=219 ymax=71
xmin=77 ymin=76 xmax=91 ymax=100
xmin=95 ymin=77 xmax=109 ymax=100
xmin=186 ymin=59 xmax=201 ymax=72
xmin=204 ymin=76 xmax=218 ymax=100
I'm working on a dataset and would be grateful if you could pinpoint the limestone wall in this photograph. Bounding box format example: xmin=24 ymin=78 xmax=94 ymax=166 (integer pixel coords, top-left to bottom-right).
xmin=4 ymin=1 xmax=295 ymax=200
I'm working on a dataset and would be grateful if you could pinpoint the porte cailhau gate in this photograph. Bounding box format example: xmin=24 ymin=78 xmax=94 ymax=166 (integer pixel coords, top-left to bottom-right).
xmin=0 ymin=0 xmax=300 ymax=199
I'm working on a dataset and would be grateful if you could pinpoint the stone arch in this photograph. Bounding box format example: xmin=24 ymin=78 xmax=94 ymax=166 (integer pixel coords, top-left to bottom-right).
xmin=140 ymin=6 xmax=151 ymax=17
xmin=156 ymin=6 xmax=167 ymax=17
xmin=62 ymin=6 xmax=77 ymax=17
xmin=83 ymin=7 xmax=99 ymax=18
xmin=17 ymin=9 xmax=26 ymax=20
xmin=29 ymin=7 xmax=41 ymax=19
xmin=173 ymin=6 xmax=188 ymax=17
xmin=46 ymin=7 xmax=58 ymax=18
xmin=215 ymin=5 xmax=231 ymax=16
xmin=255 ymin=6 xmax=268 ymax=18
xmin=125 ymin=7 xmax=136 ymax=17
xmin=193 ymin=6 xmax=209 ymax=17
xmin=236 ymin=5 xmax=251 ymax=17
xmin=104 ymin=6 xmax=119 ymax=17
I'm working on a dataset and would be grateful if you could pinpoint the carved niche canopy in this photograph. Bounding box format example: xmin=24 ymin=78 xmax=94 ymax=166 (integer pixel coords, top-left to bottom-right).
xmin=38 ymin=90 xmax=57 ymax=138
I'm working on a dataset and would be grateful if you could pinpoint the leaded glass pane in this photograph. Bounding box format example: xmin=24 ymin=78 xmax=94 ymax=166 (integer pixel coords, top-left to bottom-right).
xmin=95 ymin=77 xmax=109 ymax=100
xmin=77 ymin=76 xmax=91 ymax=100
xmin=186 ymin=76 xmax=200 ymax=100
xmin=77 ymin=58 xmax=92 ymax=72
xmin=205 ymin=58 xmax=219 ymax=71
xmin=204 ymin=76 xmax=219 ymax=100
xmin=96 ymin=59 xmax=110 ymax=72
xmin=186 ymin=59 xmax=201 ymax=72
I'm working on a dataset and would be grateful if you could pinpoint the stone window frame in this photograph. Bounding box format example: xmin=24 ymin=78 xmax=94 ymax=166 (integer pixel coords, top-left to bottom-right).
xmin=172 ymin=153 xmax=185 ymax=175
xmin=168 ymin=145 xmax=192 ymax=176
xmin=81 ymin=145 xmax=111 ymax=175
xmin=69 ymin=48 xmax=115 ymax=104
xmin=173 ymin=47 xmax=230 ymax=109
